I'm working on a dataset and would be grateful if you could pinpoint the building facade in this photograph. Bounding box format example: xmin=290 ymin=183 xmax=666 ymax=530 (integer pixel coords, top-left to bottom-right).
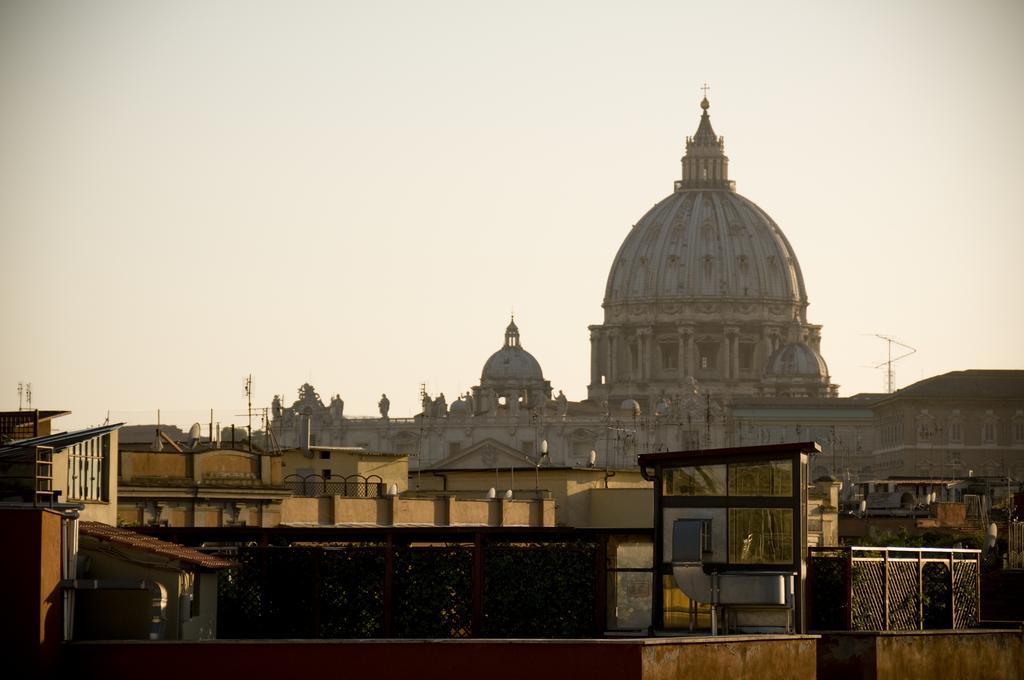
xmin=265 ymin=99 xmax=1021 ymax=490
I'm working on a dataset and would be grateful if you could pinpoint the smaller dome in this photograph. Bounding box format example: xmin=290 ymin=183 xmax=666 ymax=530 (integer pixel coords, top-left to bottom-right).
xmin=482 ymin=347 xmax=545 ymax=383
xmin=765 ymin=343 xmax=829 ymax=378
xmin=480 ymin=316 xmax=546 ymax=385
xmin=449 ymin=398 xmax=469 ymax=414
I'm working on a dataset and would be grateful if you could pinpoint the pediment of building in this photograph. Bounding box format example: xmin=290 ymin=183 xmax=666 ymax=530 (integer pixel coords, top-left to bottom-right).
xmin=428 ymin=438 xmax=535 ymax=470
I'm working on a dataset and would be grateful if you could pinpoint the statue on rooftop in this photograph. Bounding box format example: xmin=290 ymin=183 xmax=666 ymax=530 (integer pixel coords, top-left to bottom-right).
xmin=329 ymin=394 xmax=345 ymax=419
xmin=378 ymin=393 xmax=390 ymax=419
xmin=555 ymin=390 xmax=568 ymax=417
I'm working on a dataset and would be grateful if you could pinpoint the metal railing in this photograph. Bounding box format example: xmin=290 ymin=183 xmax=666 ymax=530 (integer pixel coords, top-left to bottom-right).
xmin=284 ymin=473 xmax=386 ymax=498
xmin=1010 ymin=522 xmax=1024 ymax=569
xmin=808 ymin=545 xmax=981 ymax=631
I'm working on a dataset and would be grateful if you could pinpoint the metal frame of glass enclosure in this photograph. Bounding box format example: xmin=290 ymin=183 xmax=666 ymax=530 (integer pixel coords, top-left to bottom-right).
xmin=639 ymin=441 xmax=818 ymax=634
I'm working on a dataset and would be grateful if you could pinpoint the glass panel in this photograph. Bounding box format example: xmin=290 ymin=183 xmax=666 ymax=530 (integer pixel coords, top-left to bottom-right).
xmin=727 ymin=460 xmax=793 ymax=497
xmin=606 ymin=572 xmax=652 ymax=630
xmin=728 ymin=508 xmax=794 ymax=564
xmin=608 ymin=535 xmax=654 ymax=569
xmin=663 ymin=465 xmax=726 ymax=496
xmin=661 ymin=575 xmax=713 ymax=630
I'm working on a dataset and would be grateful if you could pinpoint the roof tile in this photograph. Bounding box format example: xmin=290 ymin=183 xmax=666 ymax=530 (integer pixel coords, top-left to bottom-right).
xmin=79 ymin=521 xmax=235 ymax=569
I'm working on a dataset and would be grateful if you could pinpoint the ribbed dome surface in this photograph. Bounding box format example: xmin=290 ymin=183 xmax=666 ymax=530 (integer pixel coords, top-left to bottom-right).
xmin=765 ymin=342 xmax=829 ymax=377
xmin=604 ymin=189 xmax=807 ymax=306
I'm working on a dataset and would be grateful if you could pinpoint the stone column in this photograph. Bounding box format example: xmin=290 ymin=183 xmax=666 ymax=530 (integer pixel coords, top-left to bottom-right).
xmin=761 ymin=327 xmax=774 ymax=372
xmin=685 ymin=327 xmax=697 ymax=376
xmin=677 ymin=327 xmax=687 ymax=378
xmin=609 ymin=330 xmax=619 ymax=383
xmin=725 ymin=327 xmax=740 ymax=380
xmin=638 ymin=327 xmax=653 ymax=381
xmin=589 ymin=330 xmax=601 ymax=386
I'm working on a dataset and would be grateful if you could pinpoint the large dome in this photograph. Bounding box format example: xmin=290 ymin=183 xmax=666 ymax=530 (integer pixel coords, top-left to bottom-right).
xmin=604 ymin=189 xmax=806 ymax=307
xmin=587 ymin=96 xmax=835 ymax=405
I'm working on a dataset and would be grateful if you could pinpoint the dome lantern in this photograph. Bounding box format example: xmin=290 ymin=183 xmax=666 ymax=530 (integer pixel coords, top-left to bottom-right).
xmin=676 ymin=94 xmax=735 ymax=192
xmin=505 ymin=316 xmax=520 ymax=348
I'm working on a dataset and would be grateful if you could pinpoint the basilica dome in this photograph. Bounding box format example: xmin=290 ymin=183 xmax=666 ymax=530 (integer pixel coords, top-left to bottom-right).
xmin=603 ymin=186 xmax=806 ymax=306
xmin=587 ymin=95 xmax=835 ymax=406
xmin=604 ymin=98 xmax=806 ymax=309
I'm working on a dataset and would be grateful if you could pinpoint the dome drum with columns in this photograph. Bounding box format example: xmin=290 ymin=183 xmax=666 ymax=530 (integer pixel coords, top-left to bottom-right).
xmin=588 ymin=96 xmax=836 ymax=409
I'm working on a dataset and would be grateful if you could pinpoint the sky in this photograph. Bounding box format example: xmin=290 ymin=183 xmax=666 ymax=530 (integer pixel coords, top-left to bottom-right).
xmin=1 ymin=0 xmax=1022 ymax=431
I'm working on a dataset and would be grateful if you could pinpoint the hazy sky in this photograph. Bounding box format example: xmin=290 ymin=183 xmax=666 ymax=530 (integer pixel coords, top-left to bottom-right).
xmin=2 ymin=0 xmax=1022 ymax=430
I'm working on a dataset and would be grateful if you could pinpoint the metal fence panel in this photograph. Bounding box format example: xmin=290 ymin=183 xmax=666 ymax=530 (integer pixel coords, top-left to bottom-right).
xmin=808 ymin=546 xmax=981 ymax=632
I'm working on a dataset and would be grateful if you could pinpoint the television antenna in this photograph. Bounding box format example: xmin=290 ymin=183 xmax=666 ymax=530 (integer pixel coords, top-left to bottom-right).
xmin=872 ymin=335 xmax=916 ymax=393
xmin=17 ymin=382 xmax=32 ymax=410
xmin=244 ymin=374 xmax=253 ymax=452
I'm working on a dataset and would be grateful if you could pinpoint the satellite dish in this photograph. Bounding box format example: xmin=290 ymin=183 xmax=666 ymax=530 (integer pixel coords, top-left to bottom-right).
xmin=504 ymin=489 xmax=513 ymax=500
xmin=541 ymin=439 xmax=549 ymax=455
xmin=486 ymin=487 xmax=496 ymax=499
xmin=388 ymin=483 xmax=399 ymax=496
xmin=188 ymin=423 xmax=202 ymax=449
xmin=589 ymin=450 xmax=597 ymax=468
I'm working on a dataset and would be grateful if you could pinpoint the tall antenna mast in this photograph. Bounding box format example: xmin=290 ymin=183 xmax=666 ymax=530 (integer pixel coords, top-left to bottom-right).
xmin=26 ymin=383 xmax=32 ymax=410
xmin=244 ymin=374 xmax=253 ymax=453
xmin=873 ymin=335 xmax=916 ymax=393
xmin=17 ymin=382 xmax=23 ymax=411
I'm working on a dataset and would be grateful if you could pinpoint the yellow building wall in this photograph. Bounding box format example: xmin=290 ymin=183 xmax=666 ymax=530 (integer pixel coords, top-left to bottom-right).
xmin=411 ymin=468 xmax=651 ymax=527
xmin=280 ymin=448 xmax=408 ymax=491
xmin=120 ymin=450 xmax=190 ymax=480
xmin=278 ymin=495 xmax=553 ymax=527
xmin=196 ymin=451 xmax=259 ymax=480
xmin=587 ymin=488 xmax=655 ymax=528
xmin=74 ymin=538 xmax=216 ymax=641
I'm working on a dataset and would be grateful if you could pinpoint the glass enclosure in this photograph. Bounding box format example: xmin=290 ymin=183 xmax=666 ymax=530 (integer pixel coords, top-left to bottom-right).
xmin=606 ymin=534 xmax=654 ymax=631
xmin=663 ymin=459 xmax=793 ymax=497
xmin=727 ymin=508 xmax=794 ymax=564
xmin=663 ymin=465 xmax=726 ymax=496
xmin=727 ymin=460 xmax=792 ymax=497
